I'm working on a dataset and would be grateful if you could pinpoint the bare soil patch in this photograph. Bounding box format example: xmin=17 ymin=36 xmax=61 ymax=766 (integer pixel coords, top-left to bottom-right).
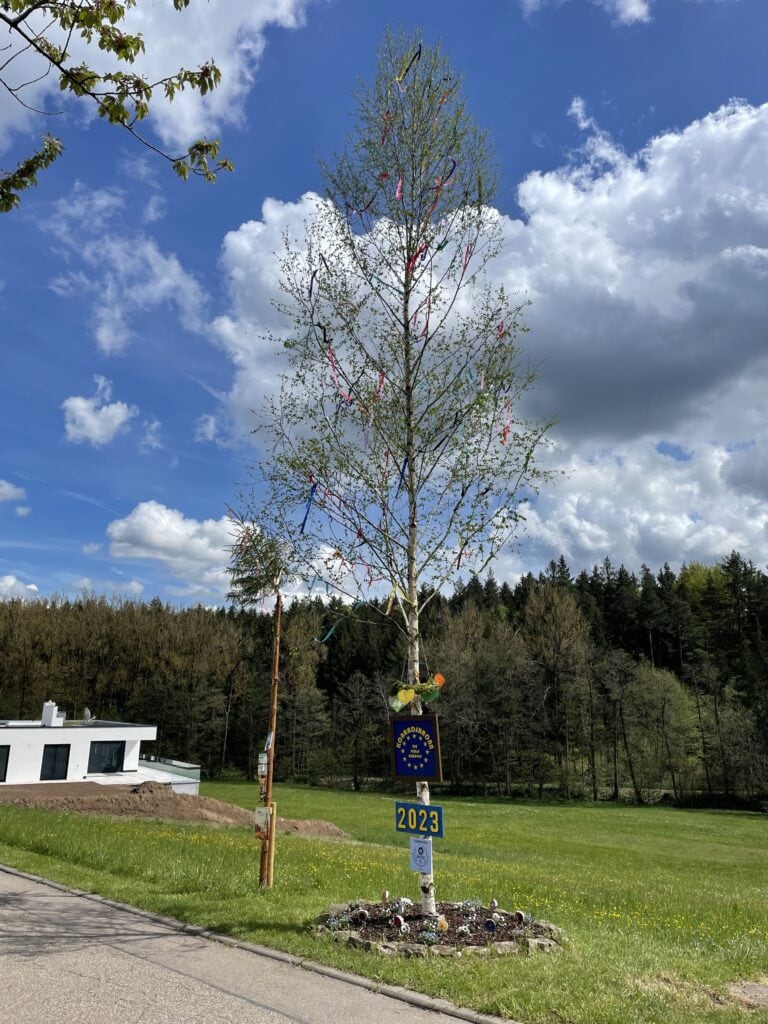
xmin=0 ymin=781 xmax=347 ymax=837
xmin=633 ymin=974 xmax=728 ymax=1008
xmin=727 ymin=980 xmax=768 ymax=1010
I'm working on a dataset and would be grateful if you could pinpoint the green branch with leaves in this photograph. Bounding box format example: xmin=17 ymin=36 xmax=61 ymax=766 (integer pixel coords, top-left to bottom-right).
xmin=0 ymin=0 xmax=233 ymax=211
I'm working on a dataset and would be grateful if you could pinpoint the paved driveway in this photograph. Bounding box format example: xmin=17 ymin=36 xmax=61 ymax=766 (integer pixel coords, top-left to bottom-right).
xmin=0 ymin=868 xmax=498 ymax=1024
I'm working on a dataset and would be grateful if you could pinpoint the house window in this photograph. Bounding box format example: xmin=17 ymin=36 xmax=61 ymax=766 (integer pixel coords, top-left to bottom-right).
xmin=40 ymin=744 xmax=70 ymax=781
xmin=0 ymin=745 xmax=8 ymax=783
xmin=87 ymin=740 xmax=125 ymax=774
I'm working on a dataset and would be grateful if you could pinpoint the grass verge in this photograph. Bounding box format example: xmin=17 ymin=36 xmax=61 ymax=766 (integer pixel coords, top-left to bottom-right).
xmin=0 ymin=783 xmax=765 ymax=1024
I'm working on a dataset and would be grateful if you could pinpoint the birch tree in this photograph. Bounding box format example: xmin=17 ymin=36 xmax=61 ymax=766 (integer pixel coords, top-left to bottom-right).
xmin=239 ymin=30 xmax=552 ymax=914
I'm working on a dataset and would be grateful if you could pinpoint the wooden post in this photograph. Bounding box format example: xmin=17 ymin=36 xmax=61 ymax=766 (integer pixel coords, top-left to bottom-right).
xmin=259 ymin=589 xmax=282 ymax=889
xmin=267 ymin=799 xmax=277 ymax=887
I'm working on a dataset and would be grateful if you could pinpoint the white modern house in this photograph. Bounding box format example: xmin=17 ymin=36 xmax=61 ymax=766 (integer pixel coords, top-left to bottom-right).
xmin=0 ymin=701 xmax=200 ymax=794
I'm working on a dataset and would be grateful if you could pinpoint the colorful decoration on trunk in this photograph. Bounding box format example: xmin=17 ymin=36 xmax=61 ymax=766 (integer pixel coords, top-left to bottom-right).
xmin=387 ymin=672 xmax=445 ymax=711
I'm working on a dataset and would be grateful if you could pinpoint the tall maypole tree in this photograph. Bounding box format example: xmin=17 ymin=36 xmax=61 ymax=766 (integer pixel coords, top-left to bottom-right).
xmin=237 ymin=30 xmax=552 ymax=914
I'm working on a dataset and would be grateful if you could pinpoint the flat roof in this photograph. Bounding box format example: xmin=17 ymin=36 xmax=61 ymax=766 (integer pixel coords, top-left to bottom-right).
xmin=0 ymin=720 xmax=154 ymax=729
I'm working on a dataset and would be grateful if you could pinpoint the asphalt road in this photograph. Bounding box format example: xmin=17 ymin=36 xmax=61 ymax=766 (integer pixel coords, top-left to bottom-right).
xmin=0 ymin=868 xmax=496 ymax=1024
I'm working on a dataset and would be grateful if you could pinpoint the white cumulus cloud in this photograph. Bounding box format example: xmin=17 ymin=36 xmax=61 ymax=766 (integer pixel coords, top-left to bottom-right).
xmin=140 ymin=418 xmax=163 ymax=453
xmin=598 ymin=0 xmax=651 ymax=21
xmin=107 ymin=501 xmax=232 ymax=596
xmin=211 ymin=192 xmax=328 ymax=435
xmin=194 ymin=414 xmax=216 ymax=443
xmin=47 ymin=186 xmax=208 ymax=354
xmin=504 ymin=438 xmax=768 ymax=574
xmin=211 ymin=98 xmax=768 ymax=575
xmin=71 ymin=576 xmax=144 ymax=597
xmin=520 ymin=0 xmax=736 ymax=24
xmin=520 ymin=0 xmax=650 ymax=21
xmin=0 ymin=480 xmax=26 ymax=503
xmin=0 ymin=575 xmax=39 ymax=600
xmin=142 ymin=195 xmax=167 ymax=225
xmin=500 ymin=99 xmax=768 ymax=442
xmin=62 ymin=376 xmax=138 ymax=446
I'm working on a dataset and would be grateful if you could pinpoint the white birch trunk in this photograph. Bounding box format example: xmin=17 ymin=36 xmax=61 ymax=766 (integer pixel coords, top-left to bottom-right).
xmin=408 ymin=606 xmax=436 ymax=917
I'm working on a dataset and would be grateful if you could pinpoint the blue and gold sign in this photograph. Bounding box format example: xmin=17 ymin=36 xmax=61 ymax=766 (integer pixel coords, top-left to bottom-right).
xmin=395 ymin=800 xmax=444 ymax=837
xmin=390 ymin=714 xmax=442 ymax=782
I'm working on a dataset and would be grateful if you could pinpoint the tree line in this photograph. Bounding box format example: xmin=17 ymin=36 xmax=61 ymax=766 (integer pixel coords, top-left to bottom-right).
xmin=0 ymin=550 xmax=765 ymax=806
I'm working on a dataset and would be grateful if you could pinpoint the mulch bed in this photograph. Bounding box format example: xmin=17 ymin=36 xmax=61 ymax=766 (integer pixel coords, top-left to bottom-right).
xmin=317 ymin=897 xmax=564 ymax=957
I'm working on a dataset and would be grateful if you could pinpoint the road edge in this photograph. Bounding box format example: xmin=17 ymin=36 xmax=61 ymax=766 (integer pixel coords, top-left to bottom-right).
xmin=0 ymin=863 xmax=516 ymax=1024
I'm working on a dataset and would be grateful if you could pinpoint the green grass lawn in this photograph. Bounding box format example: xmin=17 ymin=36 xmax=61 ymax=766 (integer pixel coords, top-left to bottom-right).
xmin=0 ymin=782 xmax=765 ymax=1024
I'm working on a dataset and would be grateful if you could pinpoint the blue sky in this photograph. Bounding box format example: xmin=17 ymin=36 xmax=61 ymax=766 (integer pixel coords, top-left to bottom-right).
xmin=2 ymin=0 xmax=768 ymax=602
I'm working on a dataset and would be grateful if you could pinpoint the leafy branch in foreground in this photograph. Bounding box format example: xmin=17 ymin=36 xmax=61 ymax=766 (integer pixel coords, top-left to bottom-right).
xmin=0 ymin=0 xmax=233 ymax=210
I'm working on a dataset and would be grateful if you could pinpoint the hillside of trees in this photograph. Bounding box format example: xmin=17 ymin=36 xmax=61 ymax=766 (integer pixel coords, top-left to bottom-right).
xmin=1 ymin=551 xmax=766 ymax=807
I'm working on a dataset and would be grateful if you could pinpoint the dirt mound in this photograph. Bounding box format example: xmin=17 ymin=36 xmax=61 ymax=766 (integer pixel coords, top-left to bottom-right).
xmin=0 ymin=782 xmax=347 ymax=837
xmin=277 ymin=817 xmax=347 ymax=838
xmin=131 ymin=781 xmax=170 ymax=795
xmin=0 ymin=782 xmax=254 ymax=826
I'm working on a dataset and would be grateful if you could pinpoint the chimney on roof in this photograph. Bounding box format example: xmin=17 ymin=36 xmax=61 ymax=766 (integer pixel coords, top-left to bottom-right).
xmin=41 ymin=701 xmax=63 ymax=727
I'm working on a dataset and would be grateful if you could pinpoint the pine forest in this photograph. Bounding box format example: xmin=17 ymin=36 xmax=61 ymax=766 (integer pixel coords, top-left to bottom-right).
xmin=1 ymin=551 xmax=766 ymax=808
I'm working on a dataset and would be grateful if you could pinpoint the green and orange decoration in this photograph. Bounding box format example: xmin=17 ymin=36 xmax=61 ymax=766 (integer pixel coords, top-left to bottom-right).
xmin=388 ymin=672 xmax=445 ymax=712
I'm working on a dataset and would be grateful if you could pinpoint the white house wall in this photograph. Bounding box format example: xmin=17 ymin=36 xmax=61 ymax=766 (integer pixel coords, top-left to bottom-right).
xmin=0 ymin=725 xmax=156 ymax=785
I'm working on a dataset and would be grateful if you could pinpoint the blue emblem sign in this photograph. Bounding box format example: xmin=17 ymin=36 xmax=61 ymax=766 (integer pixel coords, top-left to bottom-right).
xmin=390 ymin=714 xmax=442 ymax=781
xmin=395 ymin=800 xmax=444 ymax=838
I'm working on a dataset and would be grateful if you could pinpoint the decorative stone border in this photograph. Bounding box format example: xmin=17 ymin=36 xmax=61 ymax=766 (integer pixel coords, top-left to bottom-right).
xmin=316 ymin=901 xmax=564 ymax=958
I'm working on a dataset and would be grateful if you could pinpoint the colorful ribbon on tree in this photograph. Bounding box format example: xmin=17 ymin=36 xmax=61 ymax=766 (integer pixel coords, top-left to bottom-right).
xmin=407 ymin=242 xmax=429 ymax=274
xmin=501 ymin=401 xmax=511 ymax=446
xmin=396 ymin=43 xmax=421 ymax=84
xmin=327 ymin=344 xmax=354 ymax=404
xmin=313 ymin=600 xmax=366 ymax=643
xmin=395 ymin=456 xmax=408 ymax=497
xmin=300 ymin=481 xmax=318 ymax=534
